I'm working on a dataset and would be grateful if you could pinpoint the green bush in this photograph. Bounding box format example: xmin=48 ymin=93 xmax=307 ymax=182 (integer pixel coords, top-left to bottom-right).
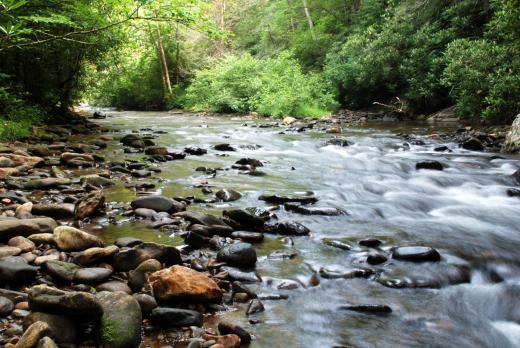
xmin=0 ymin=78 xmax=47 ymax=141
xmin=442 ymin=38 xmax=520 ymax=122
xmin=184 ymin=53 xmax=336 ymax=118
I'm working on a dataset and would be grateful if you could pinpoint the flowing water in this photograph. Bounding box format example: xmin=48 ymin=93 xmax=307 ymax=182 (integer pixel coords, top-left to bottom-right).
xmin=84 ymin=110 xmax=520 ymax=348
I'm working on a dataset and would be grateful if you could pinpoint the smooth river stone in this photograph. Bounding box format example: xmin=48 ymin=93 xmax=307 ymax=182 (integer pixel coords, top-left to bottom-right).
xmin=392 ymin=246 xmax=441 ymax=262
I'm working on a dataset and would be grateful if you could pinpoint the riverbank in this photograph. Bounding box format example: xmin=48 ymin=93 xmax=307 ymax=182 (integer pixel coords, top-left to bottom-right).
xmin=1 ymin=110 xmax=520 ymax=347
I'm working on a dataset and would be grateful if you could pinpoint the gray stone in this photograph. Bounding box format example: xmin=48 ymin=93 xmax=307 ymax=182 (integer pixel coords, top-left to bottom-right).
xmin=503 ymin=114 xmax=520 ymax=153
xmin=150 ymin=307 xmax=202 ymax=327
xmin=131 ymin=195 xmax=185 ymax=213
xmin=73 ymin=267 xmax=112 ymax=285
xmin=28 ymin=285 xmax=103 ymax=317
xmin=217 ymin=243 xmax=257 ymax=268
xmin=0 ymin=218 xmax=58 ymax=241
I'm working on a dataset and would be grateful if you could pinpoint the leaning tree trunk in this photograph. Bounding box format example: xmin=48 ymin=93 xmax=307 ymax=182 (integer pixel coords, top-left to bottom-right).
xmin=301 ymin=0 xmax=316 ymax=41
xmin=155 ymin=24 xmax=172 ymax=97
xmin=287 ymin=0 xmax=296 ymax=31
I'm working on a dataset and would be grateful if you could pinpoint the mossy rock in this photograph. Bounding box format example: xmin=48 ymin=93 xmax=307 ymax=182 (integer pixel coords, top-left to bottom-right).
xmin=96 ymin=291 xmax=142 ymax=348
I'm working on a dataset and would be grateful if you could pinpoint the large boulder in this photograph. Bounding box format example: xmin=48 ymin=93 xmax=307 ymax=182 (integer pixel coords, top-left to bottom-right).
xmin=503 ymin=114 xmax=520 ymax=153
xmin=42 ymin=260 xmax=81 ymax=283
xmin=95 ymin=291 xmax=142 ymax=348
xmin=31 ymin=203 xmax=75 ymax=219
xmin=131 ymin=195 xmax=185 ymax=213
xmin=148 ymin=265 xmax=222 ymax=303
xmin=0 ymin=218 xmax=58 ymax=241
xmin=28 ymin=285 xmax=103 ymax=318
xmin=53 ymin=226 xmax=103 ymax=251
xmin=217 ymin=243 xmax=257 ymax=268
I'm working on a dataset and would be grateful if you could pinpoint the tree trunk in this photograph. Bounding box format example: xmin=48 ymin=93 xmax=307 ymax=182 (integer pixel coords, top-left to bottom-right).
xmin=287 ymin=0 xmax=296 ymax=30
xmin=301 ymin=0 xmax=316 ymax=41
xmin=155 ymin=24 xmax=172 ymax=97
xmin=175 ymin=23 xmax=180 ymax=85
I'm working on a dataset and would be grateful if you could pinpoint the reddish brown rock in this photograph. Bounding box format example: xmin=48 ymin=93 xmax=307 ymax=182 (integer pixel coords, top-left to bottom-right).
xmin=75 ymin=190 xmax=105 ymax=219
xmin=202 ymin=334 xmax=241 ymax=348
xmin=148 ymin=265 xmax=222 ymax=303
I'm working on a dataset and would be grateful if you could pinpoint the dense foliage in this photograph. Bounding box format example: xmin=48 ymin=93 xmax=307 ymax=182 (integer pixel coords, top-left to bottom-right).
xmin=184 ymin=53 xmax=335 ymax=117
xmin=1 ymin=0 xmax=520 ymax=140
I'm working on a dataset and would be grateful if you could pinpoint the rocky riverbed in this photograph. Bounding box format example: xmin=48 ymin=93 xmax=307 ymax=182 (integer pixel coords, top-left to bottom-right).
xmin=0 ymin=110 xmax=520 ymax=348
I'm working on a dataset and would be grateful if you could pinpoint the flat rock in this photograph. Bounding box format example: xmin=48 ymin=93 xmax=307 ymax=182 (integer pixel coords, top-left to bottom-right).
xmin=72 ymin=245 xmax=119 ymax=266
xmin=416 ymin=160 xmax=443 ymax=171
xmin=73 ymin=267 xmax=112 ymax=284
xmin=0 ymin=260 xmax=38 ymax=285
xmin=31 ymin=203 xmax=75 ymax=219
xmin=24 ymin=178 xmax=71 ymax=190
xmin=28 ymin=285 xmax=103 ymax=317
xmin=42 ymin=260 xmax=81 ymax=283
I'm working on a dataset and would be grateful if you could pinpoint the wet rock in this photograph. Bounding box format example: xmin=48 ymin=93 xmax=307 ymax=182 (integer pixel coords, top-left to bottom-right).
xmin=184 ymin=147 xmax=207 ymax=155
xmin=214 ymin=144 xmax=236 ymax=151
xmin=507 ymin=188 xmax=520 ymax=197
xmin=221 ymin=266 xmax=261 ymax=282
xmin=503 ymin=114 xmax=520 ymax=153
xmin=131 ymin=195 xmax=185 ymax=213
xmin=0 ymin=296 xmax=14 ymax=316
xmin=513 ymin=169 xmax=520 ymax=185
xmin=392 ymin=246 xmax=441 ymax=262
xmin=72 ymin=245 xmax=118 ymax=266
xmin=202 ymin=334 xmax=241 ymax=348
xmin=133 ymin=293 xmax=157 ymax=314
xmin=416 ymin=161 xmax=443 ymax=171
xmin=8 ymin=236 xmax=35 ymax=252
xmin=235 ymin=158 xmax=263 ymax=167
xmin=115 ymin=237 xmax=142 ymax=248
xmin=339 ymin=303 xmax=392 ymax=314
xmin=75 ymin=190 xmax=105 ymax=219
xmin=268 ymin=250 xmax=298 ymax=260
xmin=28 ymin=285 xmax=103 ymax=317
xmin=145 ymin=146 xmax=169 ymax=155
xmin=31 ymin=203 xmax=75 ymax=219
xmin=42 ymin=260 xmax=80 ymax=283
xmin=131 ymin=169 xmax=152 ymax=177
xmin=73 ymin=267 xmax=112 ymax=285
xmin=15 ymin=202 xmax=33 ymax=219
xmin=128 ymin=259 xmax=162 ymax=292
xmin=0 ymin=260 xmax=38 ymax=284
xmin=264 ymin=221 xmax=310 ymax=236
xmin=60 ymin=152 xmax=94 ymax=163
xmin=24 ymin=312 xmax=77 ymax=343
xmin=150 ymin=307 xmax=202 ymax=327
xmin=367 ymin=252 xmax=388 ymax=265
xmin=246 ymin=298 xmax=264 ymax=315
xmin=259 ymin=193 xmax=317 ymax=204
xmin=15 ymin=321 xmax=50 ymax=348
xmin=284 ymin=203 xmax=345 ymax=215
xmin=0 ymin=218 xmax=58 ymax=240
xmin=319 ymin=267 xmax=374 ymax=279
xmin=80 ymin=174 xmax=114 ymax=188
xmin=461 ymin=137 xmax=484 ymax=151
xmin=53 ymin=226 xmax=103 ymax=251
xmin=120 ymin=134 xmax=143 ymax=147
xmin=231 ymin=231 xmax=264 ymax=243
xmin=148 ymin=265 xmax=222 ymax=303
xmin=184 ymin=232 xmax=209 ymax=248
xmin=324 ymin=138 xmax=352 ymax=147
xmin=0 ymin=246 xmax=21 ymax=258
xmin=112 ymin=242 xmax=181 ymax=272
xmin=434 ymin=145 xmax=449 ymax=152
xmin=216 ymin=189 xmax=242 ymax=202
xmin=217 ymin=243 xmax=257 ymax=268
xmin=24 ymin=178 xmax=71 ymax=190
xmin=359 ymin=238 xmax=382 ymax=248
xmin=223 ymin=209 xmax=265 ymax=228
xmin=96 ymin=291 xmax=142 ymax=348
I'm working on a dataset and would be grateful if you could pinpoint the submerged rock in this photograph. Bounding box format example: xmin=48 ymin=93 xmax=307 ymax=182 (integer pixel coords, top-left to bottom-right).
xmin=416 ymin=161 xmax=443 ymax=171
xmin=216 ymin=189 xmax=242 ymax=202
xmin=259 ymin=193 xmax=317 ymax=204
xmin=264 ymin=221 xmax=310 ymax=236
xmin=339 ymin=303 xmax=392 ymax=314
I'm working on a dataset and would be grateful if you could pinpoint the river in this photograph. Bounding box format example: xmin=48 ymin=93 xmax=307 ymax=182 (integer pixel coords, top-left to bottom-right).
xmin=83 ymin=110 xmax=520 ymax=348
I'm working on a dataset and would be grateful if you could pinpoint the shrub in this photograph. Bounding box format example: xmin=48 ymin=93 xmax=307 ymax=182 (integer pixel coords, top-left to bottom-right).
xmin=184 ymin=53 xmax=336 ymax=118
xmin=442 ymin=38 xmax=520 ymax=123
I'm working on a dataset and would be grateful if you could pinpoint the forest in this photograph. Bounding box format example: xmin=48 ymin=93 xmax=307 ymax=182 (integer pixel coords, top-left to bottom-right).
xmin=2 ymin=2 xmax=520 ymax=348
xmin=1 ymin=0 xmax=520 ymax=140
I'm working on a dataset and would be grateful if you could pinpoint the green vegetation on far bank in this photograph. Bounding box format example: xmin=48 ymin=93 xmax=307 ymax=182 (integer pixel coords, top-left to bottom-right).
xmin=1 ymin=0 xmax=520 ymax=140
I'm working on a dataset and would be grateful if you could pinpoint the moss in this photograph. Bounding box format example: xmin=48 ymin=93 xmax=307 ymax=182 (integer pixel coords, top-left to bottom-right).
xmin=101 ymin=317 xmax=117 ymax=343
